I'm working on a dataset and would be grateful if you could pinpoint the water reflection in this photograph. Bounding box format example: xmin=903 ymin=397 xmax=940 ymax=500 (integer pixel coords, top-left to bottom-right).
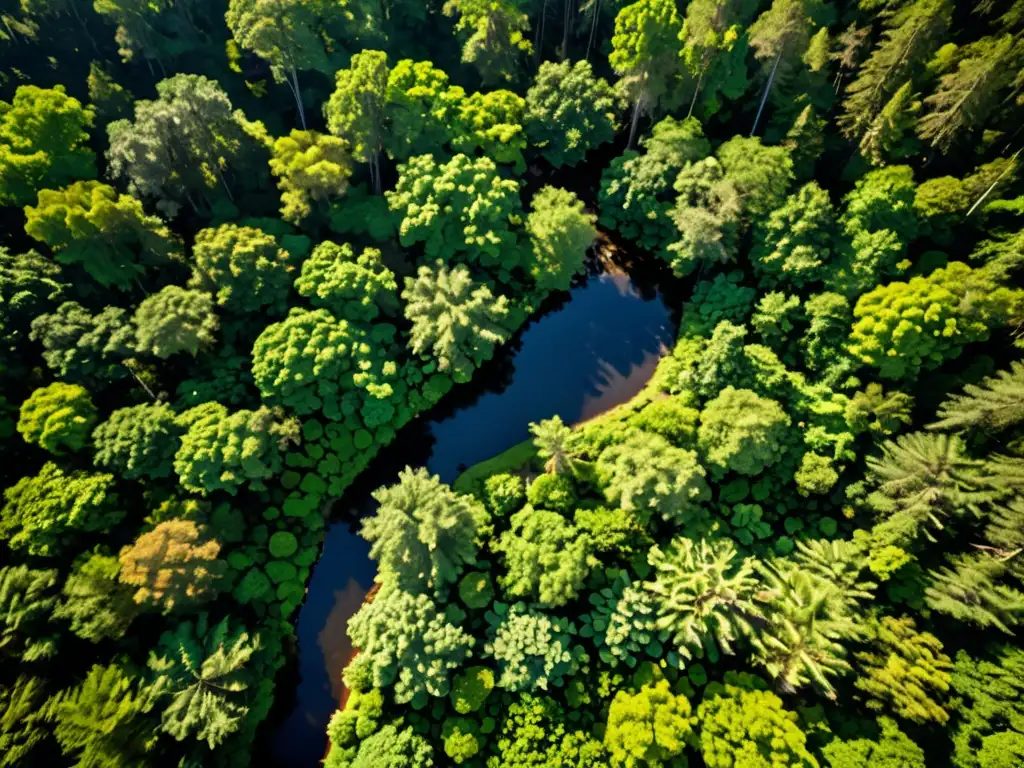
xmin=268 ymin=267 xmax=678 ymax=766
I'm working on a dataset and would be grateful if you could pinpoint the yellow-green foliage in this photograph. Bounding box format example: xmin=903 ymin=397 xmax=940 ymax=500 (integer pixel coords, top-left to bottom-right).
xmin=17 ymin=382 xmax=96 ymax=454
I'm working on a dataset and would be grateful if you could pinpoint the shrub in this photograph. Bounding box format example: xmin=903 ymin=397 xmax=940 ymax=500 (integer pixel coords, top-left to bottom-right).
xmin=484 ymin=473 xmax=526 ymax=516
xmin=451 ymin=666 xmax=495 ymax=714
xmin=268 ymin=531 xmax=298 ymax=558
xmin=526 ymin=473 xmax=576 ymax=512
xmin=458 ymin=572 xmax=494 ymax=610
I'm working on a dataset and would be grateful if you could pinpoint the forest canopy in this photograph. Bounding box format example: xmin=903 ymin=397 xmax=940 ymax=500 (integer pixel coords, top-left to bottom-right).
xmin=0 ymin=1 xmax=1023 ymax=768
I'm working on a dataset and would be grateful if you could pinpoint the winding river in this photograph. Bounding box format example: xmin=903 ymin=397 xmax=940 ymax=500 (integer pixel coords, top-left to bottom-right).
xmin=267 ymin=256 xmax=680 ymax=766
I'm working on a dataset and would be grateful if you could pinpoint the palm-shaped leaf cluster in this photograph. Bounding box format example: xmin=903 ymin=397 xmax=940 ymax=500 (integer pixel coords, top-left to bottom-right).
xmin=147 ymin=614 xmax=258 ymax=749
xmin=753 ymin=560 xmax=862 ymax=698
xmin=929 ymin=361 xmax=1024 ymax=433
xmin=529 ymin=415 xmax=578 ymax=476
xmin=644 ymin=537 xmax=762 ymax=663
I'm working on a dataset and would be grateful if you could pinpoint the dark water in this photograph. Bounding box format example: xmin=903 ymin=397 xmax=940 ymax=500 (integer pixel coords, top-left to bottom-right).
xmin=268 ymin=264 xmax=678 ymax=766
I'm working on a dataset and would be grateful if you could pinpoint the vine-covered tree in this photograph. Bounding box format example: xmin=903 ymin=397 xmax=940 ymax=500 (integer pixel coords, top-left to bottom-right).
xmin=362 ymin=467 xmax=485 ymax=595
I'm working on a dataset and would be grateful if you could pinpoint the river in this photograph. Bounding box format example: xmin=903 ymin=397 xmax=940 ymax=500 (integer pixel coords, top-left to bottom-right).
xmin=267 ymin=256 xmax=680 ymax=766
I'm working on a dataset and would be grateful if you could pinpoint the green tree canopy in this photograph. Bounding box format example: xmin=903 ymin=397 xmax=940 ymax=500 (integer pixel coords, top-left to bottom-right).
xmin=325 ymin=49 xmax=389 ymax=194
xmin=17 ymin=381 xmax=96 ymax=454
xmin=696 ymin=682 xmax=817 ymax=767
xmin=848 ymin=262 xmax=1022 ymax=380
xmin=0 ymin=248 xmax=64 ymax=352
xmin=362 ymin=467 xmax=485 ymax=595
xmin=29 ymin=302 xmax=135 ymax=385
xmin=132 ymin=286 xmax=218 ymax=359
xmin=383 ymin=58 xmax=459 ymax=160
xmin=347 ymin=586 xmax=474 ymax=704
xmin=190 ymin=223 xmax=296 ymax=315
xmin=47 ymin=662 xmax=156 ymax=768
xmin=0 ymin=565 xmax=59 ymax=661
xmin=386 ymin=153 xmax=525 ymax=274
xmin=822 ymin=717 xmax=926 ymax=768
xmin=251 ymin=308 xmax=399 ymax=417
xmin=442 ymin=0 xmax=531 ymax=85
xmin=495 ymin=506 xmax=594 ymax=607
xmin=118 ymin=519 xmax=226 ymax=613
xmin=525 ymin=60 xmax=619 ymax=168
xmin=92 ymin=402 xmax=182 ymax=480
xmin=403 ymin=261 xmax=513 ymax=382
xmin=294 ymin=242 xmax=398 ymax=322
xmin=147 ymin=614 xmax=258 ymax=748
xmin=750 ymin=181 xmax=835 ymax=288
xmin=0 ymin=463 xmax=119 ymax=557
xmin=597 ymin=431 xmax=712 ymax=527
xmin=485 ymin=602 xmax=575 ymax=692
xmin=645 ymin=537 xmax=762 ymax=662
xmin=698 ymin=387 xmax=791 ymax=477
xmin=106 ymin=74 xmax=268 ymax=216
xmin=0 ymin=85 xmax=94 ymax=206
xmin=604 ymin=679 xmax=694 ymax=767
xmin=269 ymin=130 xmax=353 ymax=223
xmin=52 ymin=551 xmax=138 ymax=643
xmin=450 ymin=88 xmax=527 ymax=171
xmin=24 ymin=181 xmax=182 ymax=290
xmin=948 ymin=646 xmax=1024 ymax=768
xmin=174 ymin=403 xmax=299 ymax=495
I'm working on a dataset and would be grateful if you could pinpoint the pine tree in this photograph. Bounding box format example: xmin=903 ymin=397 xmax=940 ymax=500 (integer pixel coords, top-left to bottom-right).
xmin=644 ymin=537 xmax=762 ymax=662
xmin=917 ymin=34 xmax=1021 ymax=153
xmin=0 ymin=566 xmax=59 ymax=662
xmin=48 ymin=663 xmax=156 ymax=767
xmin=858 ymin=81 xmax=920 ymax=166
xmin=863 ymin=433 xmax=993 ymax=548
xmin=929 ymin=361 xmax=1024 ymax=433
xmin=925 ymin=555 xmax=1024 ymax=634
xmin=0 ymin=676 xmax=49 ymax=767
xmin=839 ymin=0 xmax=952 ymax=140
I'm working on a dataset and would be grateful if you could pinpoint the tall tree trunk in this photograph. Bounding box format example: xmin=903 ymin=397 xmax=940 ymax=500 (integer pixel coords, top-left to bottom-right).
xmin=627 ymin=95 xmax=644 ymax=149
xmin=586 ymin=0 xmax=600 ymax=61
xmin=123 ymin=361 xmax=157 ymax=401
xmin=68 ymin=2 xmax=99 ymax=53
xmin=750 ymin=49 xmax=782 ymax=137
xmin=289 ymin=66 xmax=307 ymax=129
xmin=967 ymin=149 xmax=1021 ymax=217
xmin=216 ymin=165 xmax=235 ymax=203
xmin=535 ymin=0 xmax=549 ymax=61
xmin=561 ymin=0 xmax=572 ymax=59
xmin=687 ymin=57 xmax=708 ymax=119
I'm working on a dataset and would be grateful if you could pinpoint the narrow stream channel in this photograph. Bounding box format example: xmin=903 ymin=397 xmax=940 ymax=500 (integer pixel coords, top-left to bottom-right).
xmin=268 ymin=258 xmax=680 ymax=766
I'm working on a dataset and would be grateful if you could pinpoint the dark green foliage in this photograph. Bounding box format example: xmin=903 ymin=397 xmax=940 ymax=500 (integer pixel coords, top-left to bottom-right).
xmin=450 ymin=666 xmax=494 ymax=713
xmin=0 ymin=565 xmax=59 ymax=661
xmin=52 ymin=552 xmax=137 ymax=643
xmin=948 ymin=646 xmax=1024 ymax=768
xmin=92 ymin=402 xmax=181 ymax=480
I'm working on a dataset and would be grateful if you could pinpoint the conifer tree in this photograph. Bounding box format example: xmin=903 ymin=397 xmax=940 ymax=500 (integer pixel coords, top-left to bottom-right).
xmin=840 ymin=0 xmax=953 ymax=140
xmin=0 ymin=565 xmax=59 ymax=662
xmin=53 ymin=552 xmax=138 ymax=643
xmin=929 ymin=361 xmax=1024 ymax=433
xmin=48 ymin=663 xmax=156 ymax=767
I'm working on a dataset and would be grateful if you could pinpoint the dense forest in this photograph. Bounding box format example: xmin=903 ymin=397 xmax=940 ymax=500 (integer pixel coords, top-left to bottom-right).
xmin=0 ymin=0 xmax=1022 ymax=766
